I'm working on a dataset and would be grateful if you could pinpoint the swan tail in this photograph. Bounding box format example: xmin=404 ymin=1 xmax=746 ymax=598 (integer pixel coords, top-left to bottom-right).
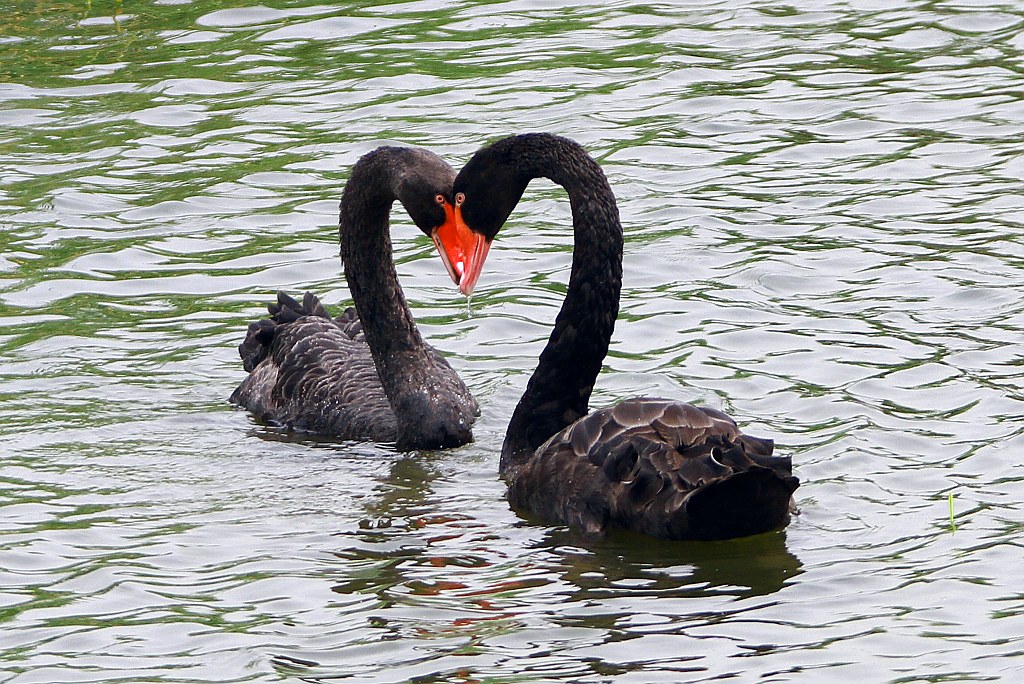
xmin=238 ymin=318 xmax=276 ymax=373
xmin=682 ymin=468 xmax=799 ymax=540
xmin=267 ymin=291 xmax=331 ymax=323
xmin=238 ymin=291 xmax=336 ymax=372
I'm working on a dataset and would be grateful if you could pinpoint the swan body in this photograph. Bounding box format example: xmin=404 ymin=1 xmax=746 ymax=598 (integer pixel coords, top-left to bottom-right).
xmin=231 ymin=147 xmax=477 ymax=450
xmin=507 ymin=398 xmax=796 ymax=540
xmin=446 ymin=133 xmax=798 ymax=539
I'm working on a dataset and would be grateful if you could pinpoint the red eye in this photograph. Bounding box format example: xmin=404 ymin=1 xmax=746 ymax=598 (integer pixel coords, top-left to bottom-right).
xmin=435 ymin=194 xmax=445 ymax=205
xmin=455 ymin=192 xmax=465 ymax=205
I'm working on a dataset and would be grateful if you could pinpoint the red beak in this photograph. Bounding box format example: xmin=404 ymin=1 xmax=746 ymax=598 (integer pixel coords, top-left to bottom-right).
xmin=431 ymin=202 xmax=492 ymax=296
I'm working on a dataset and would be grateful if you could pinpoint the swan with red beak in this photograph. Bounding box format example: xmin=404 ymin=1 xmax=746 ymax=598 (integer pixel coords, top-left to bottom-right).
xmin=425 ymin=133 xmax=798 ymax=541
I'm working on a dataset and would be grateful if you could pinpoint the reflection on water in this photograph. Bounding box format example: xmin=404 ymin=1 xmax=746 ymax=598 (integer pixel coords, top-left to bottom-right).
xmin=3 ymin=0 xmax=1024 ymax=682
xmin=553 ymin=530 xmax=803 ymax=601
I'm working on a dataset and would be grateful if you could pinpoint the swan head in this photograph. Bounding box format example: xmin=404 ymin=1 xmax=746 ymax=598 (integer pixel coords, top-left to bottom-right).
xmin=391 ymin=147 xmax=457 ymax=238
xmin=434 ymin=138 xmax=533 ymax=296
xmin=380 ymin=147 xmax=484 ymax=296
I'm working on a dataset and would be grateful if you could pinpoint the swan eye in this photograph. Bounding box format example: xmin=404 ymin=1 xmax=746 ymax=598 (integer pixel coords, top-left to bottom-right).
xmin=455 ymin=192 xmax=465 ymax=206
xmin=434 ymin=194 xmax=445 ymax=205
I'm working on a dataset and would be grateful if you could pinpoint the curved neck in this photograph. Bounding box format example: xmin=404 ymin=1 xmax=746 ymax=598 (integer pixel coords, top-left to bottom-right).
xmin=338 ymin=149 xmax=433 ymax=427
xmin=500 ymin=137 xmax=623 ymax=472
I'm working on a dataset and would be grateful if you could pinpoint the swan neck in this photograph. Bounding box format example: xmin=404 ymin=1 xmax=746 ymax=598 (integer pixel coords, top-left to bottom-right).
xmin=338 ymin=149 xmax=442 ymax=444
xmin=500 ymin=139 xmax=623 ymax=472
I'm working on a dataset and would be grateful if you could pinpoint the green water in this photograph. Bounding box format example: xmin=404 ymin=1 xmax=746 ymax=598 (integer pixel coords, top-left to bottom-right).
xmin=2 ymin=1 xmax=1024 ymax=682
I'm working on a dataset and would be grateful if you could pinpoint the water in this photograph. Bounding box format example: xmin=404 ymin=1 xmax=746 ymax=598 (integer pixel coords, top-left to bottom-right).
xmin=2 ymin=0 xmax=1023 ymax=681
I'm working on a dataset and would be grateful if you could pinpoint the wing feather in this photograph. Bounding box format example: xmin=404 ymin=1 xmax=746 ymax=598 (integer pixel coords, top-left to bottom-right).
xmin=231 ymin=292 xmax=399 ymax=439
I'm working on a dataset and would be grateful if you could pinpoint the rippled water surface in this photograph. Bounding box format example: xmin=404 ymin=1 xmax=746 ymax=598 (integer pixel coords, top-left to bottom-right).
xmin=3 ymin=1 xmax=1024 ymax=681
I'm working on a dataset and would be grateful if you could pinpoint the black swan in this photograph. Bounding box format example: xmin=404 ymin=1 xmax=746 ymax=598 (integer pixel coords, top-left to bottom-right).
xmin=442 ymin=133 xmax=798 ymax=539
xmin=231 ymin=146 xmax=478 ymax=450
